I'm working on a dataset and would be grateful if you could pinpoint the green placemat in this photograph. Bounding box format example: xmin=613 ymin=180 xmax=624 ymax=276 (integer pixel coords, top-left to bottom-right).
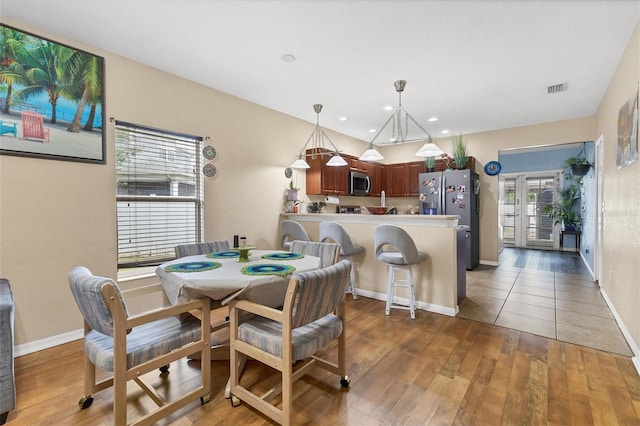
xmin=207 ymin=250 xmax=240 ymax=258
xmin=261 ymin=252 xmax=304 ymax=260
xmin=165 ymin=261 xmax=221 ymax=273
xmin=240 ymin=264 xmax=296 ymax=276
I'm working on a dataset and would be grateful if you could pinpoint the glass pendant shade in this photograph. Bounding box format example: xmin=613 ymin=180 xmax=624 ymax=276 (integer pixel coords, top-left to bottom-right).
xmin=415 ymin=141 xmax=445 ymax=157
xmin=326 ymin=152 xmax=349 ymax=166
xmin=359 ymin=146 xmax=384 ymax=161
xmin=291 ymin=155 xmax=310 ymax=169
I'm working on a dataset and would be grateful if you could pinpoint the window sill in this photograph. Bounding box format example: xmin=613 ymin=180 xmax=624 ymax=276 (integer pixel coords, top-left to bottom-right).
xmin=118 ymin=266 xmax=157 ymax=283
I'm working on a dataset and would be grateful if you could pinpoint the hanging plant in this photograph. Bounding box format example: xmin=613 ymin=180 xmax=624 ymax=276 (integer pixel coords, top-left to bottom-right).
xmin=565 ymin=157 xmax=592 ymax=177
xmin=451 ymin=133 xmax=468 ymax=169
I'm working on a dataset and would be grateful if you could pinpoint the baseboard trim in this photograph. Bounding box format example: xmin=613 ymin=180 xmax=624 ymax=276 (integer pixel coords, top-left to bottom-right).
xmin=480 ymin=260 xmax=499 ymax=267
xmin=579 ymin=250 xmax=596 ymax=281
xmin=355 ymin=288 xmax=457 ymax=317
xmin=14 ymin=329 xmax=82 ymax=357
xmin=599 ymin=286 xmax=640 ymax=374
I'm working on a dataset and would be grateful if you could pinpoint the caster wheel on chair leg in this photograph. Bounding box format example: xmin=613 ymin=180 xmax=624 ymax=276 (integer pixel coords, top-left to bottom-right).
xmin=79 ymin=396 xmax=93 ymax=409
xmin=340 ymin=376 xmax=350 ymax=388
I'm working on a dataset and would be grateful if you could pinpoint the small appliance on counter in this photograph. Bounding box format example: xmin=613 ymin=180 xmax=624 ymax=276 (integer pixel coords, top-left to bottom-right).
xmin=336 ymin=205 xmax=361 ymax=214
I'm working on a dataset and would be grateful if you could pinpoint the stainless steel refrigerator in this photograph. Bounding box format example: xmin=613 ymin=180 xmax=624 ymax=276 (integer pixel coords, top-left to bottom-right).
xmin=418 ymin=170 xmax=480 ymax=269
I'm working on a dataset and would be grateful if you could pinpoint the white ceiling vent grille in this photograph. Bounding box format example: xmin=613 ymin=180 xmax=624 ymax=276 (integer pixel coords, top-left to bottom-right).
xmin=547 ymin=82 xmax=568 ymax=94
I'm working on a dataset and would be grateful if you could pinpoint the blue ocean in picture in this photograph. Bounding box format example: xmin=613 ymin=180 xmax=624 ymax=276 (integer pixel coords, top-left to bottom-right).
xmin=8 ymin=88 xmax=103 ymax=128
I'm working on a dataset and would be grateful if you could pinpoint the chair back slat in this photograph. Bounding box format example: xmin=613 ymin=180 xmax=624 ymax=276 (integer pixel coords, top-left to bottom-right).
xmin=175 ymin=240 xmax=230 ymax=258
xmin=288 ymin=259 xmax=351 ymax=328
xmin=289 ymin=240 xmax=339 ymax=268
xmin=68 ymin=266 xmax=128 ymax=336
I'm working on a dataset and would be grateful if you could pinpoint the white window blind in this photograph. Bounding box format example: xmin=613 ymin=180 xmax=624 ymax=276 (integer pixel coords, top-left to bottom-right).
xmin=115 ymin=121 xmax=203 ymax=267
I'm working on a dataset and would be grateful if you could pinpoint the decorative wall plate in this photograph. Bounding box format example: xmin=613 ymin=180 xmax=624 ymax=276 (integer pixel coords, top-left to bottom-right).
xmin=484 ymin=161 xmax=502 ymax=176
xmin=203 ymin=163 xmax=217 ymax=177
xmin=284 ymin=167 xmax=293 ymax=178
xmin=202 ymin=145 xmax=217 ymax=160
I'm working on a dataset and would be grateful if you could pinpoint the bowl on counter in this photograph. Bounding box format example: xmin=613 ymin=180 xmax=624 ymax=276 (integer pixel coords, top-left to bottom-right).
xmin=363 ymin=206 xmax=393 ymax=215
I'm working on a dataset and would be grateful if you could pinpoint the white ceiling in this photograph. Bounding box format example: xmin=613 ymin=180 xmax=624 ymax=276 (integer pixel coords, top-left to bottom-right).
xmin=2 ymin=0 xmax=639 ymax=147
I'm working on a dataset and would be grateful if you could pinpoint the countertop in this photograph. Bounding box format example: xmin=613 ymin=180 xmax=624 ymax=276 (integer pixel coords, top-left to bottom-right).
xmin=281 ymin=212 xmax=461 ymax=227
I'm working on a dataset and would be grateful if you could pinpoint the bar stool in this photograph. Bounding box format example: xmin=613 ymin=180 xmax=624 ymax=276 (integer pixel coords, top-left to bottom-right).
xmin=279 ymin=220 xmax=311 ymax=250
xmin=319 ymin=221 xmax=365 ymax=299
xmin=374 ymin=224 xmax=428 ymax=319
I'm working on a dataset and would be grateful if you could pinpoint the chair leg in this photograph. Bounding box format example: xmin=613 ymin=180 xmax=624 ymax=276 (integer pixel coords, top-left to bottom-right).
xmin=348 ymin=257 xmax=358 ymax=299
xmin=385 ymin=266 xmax=394 ymax=315
xmin=408 ymin=268 xmax=416 ymax=319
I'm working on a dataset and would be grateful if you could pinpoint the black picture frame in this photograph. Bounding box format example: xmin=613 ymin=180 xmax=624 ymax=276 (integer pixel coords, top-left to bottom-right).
xmin=0 ymin=23 xmax=105 ymax=164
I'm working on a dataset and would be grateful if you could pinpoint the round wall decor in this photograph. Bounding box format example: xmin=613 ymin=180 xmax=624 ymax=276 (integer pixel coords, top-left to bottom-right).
xmin=284 ymin=167 xmax=293 ymax=178
xmin=203 ymin=163 xmax=217 ymax=178
xmin=484 ymin=161 xmax=502 ymax=176
xmin=203 ymin=145 xmax=217 ymax=160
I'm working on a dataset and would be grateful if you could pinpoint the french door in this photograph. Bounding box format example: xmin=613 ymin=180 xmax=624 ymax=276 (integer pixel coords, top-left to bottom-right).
xmin=500 ymin=172 xmax=561 ymax=249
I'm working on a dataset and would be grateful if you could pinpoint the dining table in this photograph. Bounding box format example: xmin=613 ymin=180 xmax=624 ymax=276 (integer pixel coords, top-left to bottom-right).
xmin=156 ymin=248 xmax=322 ymax=308
xmin=156 ymin=248 xmax=322 ymax=398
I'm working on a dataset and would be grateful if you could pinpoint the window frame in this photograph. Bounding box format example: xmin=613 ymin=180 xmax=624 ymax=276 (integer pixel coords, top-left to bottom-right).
xmin=115 ymin=121 xmax=204 ymax=269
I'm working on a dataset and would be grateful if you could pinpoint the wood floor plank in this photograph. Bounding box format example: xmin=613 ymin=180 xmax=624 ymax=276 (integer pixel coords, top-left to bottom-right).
xmin=9 ymin=295 xmax=640 ymax=425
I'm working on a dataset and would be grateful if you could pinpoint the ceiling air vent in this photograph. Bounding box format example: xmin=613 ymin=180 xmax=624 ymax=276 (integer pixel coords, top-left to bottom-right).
xmin=547 ymin=82 xmax=568 ymax=94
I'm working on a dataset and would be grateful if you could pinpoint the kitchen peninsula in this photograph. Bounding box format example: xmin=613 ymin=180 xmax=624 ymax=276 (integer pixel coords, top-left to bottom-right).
xmin=280 ymin=213 xmax=467 ymax=316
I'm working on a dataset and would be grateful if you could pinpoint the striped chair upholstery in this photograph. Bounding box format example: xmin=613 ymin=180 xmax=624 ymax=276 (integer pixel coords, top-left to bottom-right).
xmin=68 ymin=266 xmax=211 ymax=425
xmin=229 ymin=260 xmax=352 ymax=425
xmin=174 ymin=240 xmax=230 ymax=258
xmin=289 ymin=240 xmax=340 ymax=269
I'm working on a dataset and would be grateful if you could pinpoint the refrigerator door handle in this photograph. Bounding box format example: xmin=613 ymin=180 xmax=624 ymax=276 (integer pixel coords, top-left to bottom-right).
xmin=441 ymin=174 xmax=446 ymax=215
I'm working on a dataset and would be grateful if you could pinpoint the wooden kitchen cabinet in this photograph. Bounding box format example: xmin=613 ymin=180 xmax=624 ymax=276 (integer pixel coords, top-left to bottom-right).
xmin=306 ymin=149 xmax=349 ymax=195
xmin=385 ymin=161 xmax=426 ymax=196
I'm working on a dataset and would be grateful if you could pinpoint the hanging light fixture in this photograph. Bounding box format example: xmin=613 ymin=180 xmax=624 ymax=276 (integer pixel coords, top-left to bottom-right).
xmin=359 ymin=80 xmax=444 ymax=160
xmin=290 ymin=104 xmax=348 ymax=169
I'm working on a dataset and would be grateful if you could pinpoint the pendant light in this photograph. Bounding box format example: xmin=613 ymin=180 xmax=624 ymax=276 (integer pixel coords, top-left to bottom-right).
xmin=290 ymin=104 xmax=348 ymax=169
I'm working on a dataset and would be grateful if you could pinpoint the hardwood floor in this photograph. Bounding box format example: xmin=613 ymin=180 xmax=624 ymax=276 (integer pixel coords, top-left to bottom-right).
xmin=10 ymin=291 xmax=640 ymax=425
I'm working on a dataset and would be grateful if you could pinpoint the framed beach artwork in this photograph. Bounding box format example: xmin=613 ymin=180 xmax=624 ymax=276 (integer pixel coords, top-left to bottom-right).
xmin=0 ymin=24 xmax=105 ymax=164
xmin=616 ymin=88 xmax=638 ymax=169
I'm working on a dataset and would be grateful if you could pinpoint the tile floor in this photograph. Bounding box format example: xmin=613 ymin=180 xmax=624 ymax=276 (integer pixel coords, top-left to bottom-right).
xmin=458 ymin=250 xmax=632 ymax=356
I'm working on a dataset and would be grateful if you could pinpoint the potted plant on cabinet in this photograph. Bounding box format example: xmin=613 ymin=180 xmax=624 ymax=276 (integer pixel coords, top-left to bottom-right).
xmin=542 ymin=184 xmax=582 ymax=231
xmin=451 ymin=133 xmax=468 ymax=169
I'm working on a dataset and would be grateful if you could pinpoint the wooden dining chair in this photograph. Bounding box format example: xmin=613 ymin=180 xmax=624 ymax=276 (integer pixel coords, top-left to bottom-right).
xmin=289 ymin=240 xmax=340 ymax=268
xmin=228 ymin=259 xmax=352 ymax=425
xmin=68 ymin=267 xmax=211 ymax=425
xmin=174 ymin=240 xmax=230 ymax=258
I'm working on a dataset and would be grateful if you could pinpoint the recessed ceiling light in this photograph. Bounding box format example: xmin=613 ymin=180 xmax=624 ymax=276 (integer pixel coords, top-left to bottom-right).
xmin=428 ymin=116 xmax=438 ymax=122
xmin=368 ymin=128 xmax=377 ymax=133
xmin=281 ymin=54 xmax=296 ymax=62
xmin=383 ymin=105 xmax=394 ymax=111
xmin=441 ymin=129 xmax=450 ymax=134
xmin=338 ymin=116 xmax=348 ymax=121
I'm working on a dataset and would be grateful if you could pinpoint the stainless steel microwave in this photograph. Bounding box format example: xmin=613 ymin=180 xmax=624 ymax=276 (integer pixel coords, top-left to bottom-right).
xmin=349 ymin=171 xmax=371 ymax=196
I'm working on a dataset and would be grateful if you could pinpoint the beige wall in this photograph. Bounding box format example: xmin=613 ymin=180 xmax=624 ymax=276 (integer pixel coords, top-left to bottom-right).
xmin=0 ymin=18 xmax=366 ymax=348
xmin=1 ymin=17 xmax=638 ymax=356
xmin=594 ymin=24 xmax=640 ymax=348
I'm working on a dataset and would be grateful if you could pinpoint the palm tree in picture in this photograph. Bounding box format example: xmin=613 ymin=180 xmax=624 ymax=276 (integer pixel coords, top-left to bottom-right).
xmin=0 ymin=26 xmax=30 ymax=114
xmin=58 ymin=47 xmax=102 ymax=133
xmin=7 ymin=37 xmax=71 ymax=124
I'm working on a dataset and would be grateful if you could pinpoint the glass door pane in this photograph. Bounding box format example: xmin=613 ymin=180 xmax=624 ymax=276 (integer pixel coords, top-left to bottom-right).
xmin=524 ymin=176 xmax=555 ymax=248
xmin=503 ymin=178 xmax=516 ymax=245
